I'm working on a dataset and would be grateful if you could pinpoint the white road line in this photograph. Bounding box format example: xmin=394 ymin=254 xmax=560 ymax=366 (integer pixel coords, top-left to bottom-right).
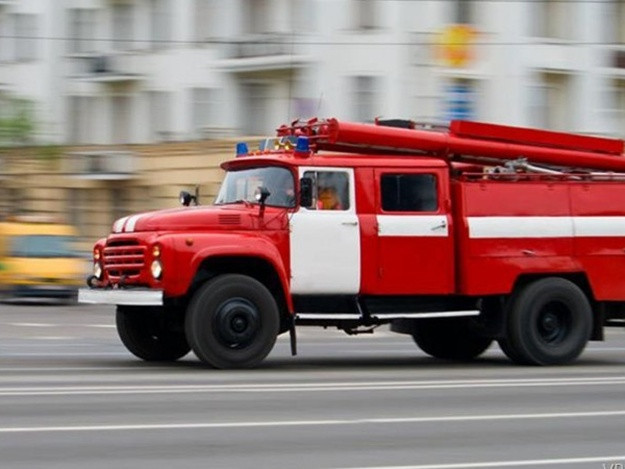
xmin=30 ymin=337 xmax=74 ymax=341
xmin=8 ymin=323 xmax=56 ymax=328
xmin=0 ymin=352 xmax=129 ymax=358
xmin=0 ymin=410 xmax=624 ymax=434
xmin=6 ymin=323 xmax=114 ymax=329
xmin=0 ymin=366 xmax=153 ymax=372
xmin=330 ymin=455 xmax=625 ymax=469
xmin=2 ymin=376 xmax=625 ymax=396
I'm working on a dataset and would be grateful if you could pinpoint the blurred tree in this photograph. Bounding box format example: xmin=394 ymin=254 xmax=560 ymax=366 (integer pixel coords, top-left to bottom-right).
xmin=0 ymin=98 xmax=35 ymax=146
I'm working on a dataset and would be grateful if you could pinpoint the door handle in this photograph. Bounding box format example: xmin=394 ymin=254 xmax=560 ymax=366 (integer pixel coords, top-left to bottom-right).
xmin=342 ymin=221 xmax=358 ymax=226
xmin=431 ymin=221 xmax=447 ymax=231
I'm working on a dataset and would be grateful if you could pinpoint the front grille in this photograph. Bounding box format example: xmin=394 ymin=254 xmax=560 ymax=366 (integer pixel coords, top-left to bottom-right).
xmin=103 ymin=239 xmax=146 ymax=280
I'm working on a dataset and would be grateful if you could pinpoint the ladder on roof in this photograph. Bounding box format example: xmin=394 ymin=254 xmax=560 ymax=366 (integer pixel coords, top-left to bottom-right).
xmin=276 ymin=117 xmax=625 ymax=173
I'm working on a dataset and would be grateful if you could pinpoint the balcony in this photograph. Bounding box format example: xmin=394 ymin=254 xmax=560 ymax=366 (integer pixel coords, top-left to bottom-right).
xmin=68 ymin=54 xmax=145 ymax=83
xmin=64 ymin=151 xmax=137 ymax=180
xmin=217 ymin=33 xmax=311 ymax=73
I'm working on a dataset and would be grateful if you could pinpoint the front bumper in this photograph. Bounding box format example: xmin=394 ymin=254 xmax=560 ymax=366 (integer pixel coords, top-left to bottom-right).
xmin=78 ymin=288 xmax=164 ymax=306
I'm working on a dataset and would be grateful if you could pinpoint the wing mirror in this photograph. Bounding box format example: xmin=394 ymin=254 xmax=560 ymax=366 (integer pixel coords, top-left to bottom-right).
xmin=255 ymin=186 xmax=271 ymax=205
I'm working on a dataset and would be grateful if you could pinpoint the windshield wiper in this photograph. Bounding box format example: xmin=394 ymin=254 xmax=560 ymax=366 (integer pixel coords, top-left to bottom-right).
xmin=226 ymin=199 xmax=255 ymax=207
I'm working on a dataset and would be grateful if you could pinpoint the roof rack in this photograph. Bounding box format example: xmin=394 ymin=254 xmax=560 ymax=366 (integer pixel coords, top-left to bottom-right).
xmin=276 ymin=117 xmax=625 ymax=172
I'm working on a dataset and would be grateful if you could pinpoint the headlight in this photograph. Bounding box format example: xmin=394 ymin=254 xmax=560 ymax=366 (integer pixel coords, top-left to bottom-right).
xmin=93 ymin=262 xmax=103 ymax=280
xmin=151 ymin=260 xmax=163 ymax=280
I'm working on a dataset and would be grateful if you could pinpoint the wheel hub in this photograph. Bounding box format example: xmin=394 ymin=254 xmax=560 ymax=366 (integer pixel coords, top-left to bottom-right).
xmin=214 ymin=298 xmax=260 ymax=349
xmin=537 ymin=304 xmax=569 ymax=344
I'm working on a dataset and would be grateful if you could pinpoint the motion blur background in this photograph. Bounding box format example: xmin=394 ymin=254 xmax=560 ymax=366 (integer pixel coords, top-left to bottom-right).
xmin=0 ymin=0 xmax=624 ymax=285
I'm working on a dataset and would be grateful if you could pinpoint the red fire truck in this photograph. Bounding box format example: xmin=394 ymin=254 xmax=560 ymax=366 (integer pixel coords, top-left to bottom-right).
xmin=79 ymin=117 xmax=625 ymax=368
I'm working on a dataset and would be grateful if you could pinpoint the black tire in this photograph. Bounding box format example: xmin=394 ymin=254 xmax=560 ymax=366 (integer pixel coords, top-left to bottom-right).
xmin=412 ymin=318 xmax=492 ymax=360
xmin=116 ymin=306 xmax=190 ymax=361
xmin=497 ymin=337 xmax=526 ymax=363
xmin=185 ymin=274 xmax=280 ymax=369
xmin=503 ymin=278 xmax=592 ymax=365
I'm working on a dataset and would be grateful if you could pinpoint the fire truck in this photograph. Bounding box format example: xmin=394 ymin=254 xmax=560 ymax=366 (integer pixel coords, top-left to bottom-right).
xmin=79 ymin=117 xmax=625 ymax=368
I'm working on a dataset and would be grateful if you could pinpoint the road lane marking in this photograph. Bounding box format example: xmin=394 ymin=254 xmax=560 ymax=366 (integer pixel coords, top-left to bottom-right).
xmin=2 ymin=376 xmax=625 ymax=396
xmin=6 ymin=323 xmax=114 ymax=329
xmin=9 ymin=323 xmax=56 ymax=328
xmin=329 ymin=455 xmax=625 ymax=469
xmin=0 ymin=409 xmax=624 ymax=434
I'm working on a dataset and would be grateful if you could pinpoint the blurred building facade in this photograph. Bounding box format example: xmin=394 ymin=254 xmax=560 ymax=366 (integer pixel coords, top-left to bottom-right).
xmin=1 ymin=0 xmax=625 ymax=244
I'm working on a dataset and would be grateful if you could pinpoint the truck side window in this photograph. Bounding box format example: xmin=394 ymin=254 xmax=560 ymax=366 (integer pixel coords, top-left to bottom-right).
xmin=303 ymin=170 xmax=350 ymax=210
xmin=381 ymin=174 xmax=438 ymax=212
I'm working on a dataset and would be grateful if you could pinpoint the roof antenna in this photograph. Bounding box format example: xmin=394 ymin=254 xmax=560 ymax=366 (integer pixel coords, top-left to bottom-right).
xmin=316 ymin=92 xmax=324 ymax=116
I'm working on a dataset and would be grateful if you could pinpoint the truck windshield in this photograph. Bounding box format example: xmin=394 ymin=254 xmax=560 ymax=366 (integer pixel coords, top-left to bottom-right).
xmin=215 ymin=167 xmax=295 ymax=208
xmin=9 ymin=235 xmax=79 ymax=258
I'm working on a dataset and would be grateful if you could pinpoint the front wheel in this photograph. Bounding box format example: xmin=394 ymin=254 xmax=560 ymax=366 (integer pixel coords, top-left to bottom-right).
xmin=116 ymin=306 xmax=190 ymax=361
xmin=185 ymin=274 xmax=280 ymax=369
xmin=501 ymin=278 xmax=592 ymax=365
xmin=412 ymin=318 xmax=492 ymax=360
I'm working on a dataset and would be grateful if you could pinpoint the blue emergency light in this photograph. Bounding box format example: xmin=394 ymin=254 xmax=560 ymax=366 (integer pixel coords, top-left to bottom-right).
xmin=295 ymin=136 xmax=310 ymax=153
xmin=235 ymin=142 xmax=249 ymax=157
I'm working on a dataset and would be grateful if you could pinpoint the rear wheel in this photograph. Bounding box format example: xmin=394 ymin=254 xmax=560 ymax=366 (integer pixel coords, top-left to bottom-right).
xmin=501 ymin=278 xmax=592 ymax=365
xmin=185 ymin=274 xmax=280 ymax=369
xmin=116 ymin=306 xmax=190 ymax=361
xmin=412 ymin=318 xmax=492 ymax=360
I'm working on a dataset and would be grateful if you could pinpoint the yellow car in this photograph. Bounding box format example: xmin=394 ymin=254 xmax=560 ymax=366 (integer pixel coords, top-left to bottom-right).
xmin=0 ymin=217 xmax=84 ymax=302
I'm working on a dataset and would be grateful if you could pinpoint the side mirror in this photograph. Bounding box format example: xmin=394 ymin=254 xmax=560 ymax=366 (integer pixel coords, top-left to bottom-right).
xmin=179 ymin=190 xmax=197 ymax=207
xmin=255 ymin=186 xmax=271 ymax=205
xmin=299 ymin=177 xmax=313 ymax=208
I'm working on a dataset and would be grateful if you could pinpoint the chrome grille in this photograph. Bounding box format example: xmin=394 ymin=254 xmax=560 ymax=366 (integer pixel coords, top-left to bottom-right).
xmin=103 ymin=239 xmax=146 ymax=279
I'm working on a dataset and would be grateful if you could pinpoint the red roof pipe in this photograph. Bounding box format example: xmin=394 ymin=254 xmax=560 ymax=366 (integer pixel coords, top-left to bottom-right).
xmin=322 ymin=119 xmax=625 ymax=172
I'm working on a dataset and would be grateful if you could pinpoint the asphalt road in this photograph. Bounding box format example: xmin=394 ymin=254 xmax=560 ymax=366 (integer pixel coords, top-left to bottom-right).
xmin=1 ymin=303 xmax=625 ymax=469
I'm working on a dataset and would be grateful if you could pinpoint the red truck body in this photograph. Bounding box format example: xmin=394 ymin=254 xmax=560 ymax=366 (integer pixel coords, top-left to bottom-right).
xmin=79 ymin=118 xmax=625 ymax=368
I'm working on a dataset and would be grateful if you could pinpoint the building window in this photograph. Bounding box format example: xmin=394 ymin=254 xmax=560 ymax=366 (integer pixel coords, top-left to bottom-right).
xmin=150 ymin=0 xmax=171 ymax=48
xmin=67 ymin=188 xmax=88 ymax=231
xmin=244 ymin=0 xmax=271 ymax=34
xmin=6 ymin=187 xmax=26 ymax=216
xmin=353 ymin=0 xmax=378 ymax=30
xmin=241 ymin=82 xmax=271 ymax=135
xmin=14 ymin=14 xmax=38 ymax=61
xmin=612 ymin=80 xmax=625 ymax=139
xmin=352 ymin=76 xmax=379 ymax=123
xmin=191 ymin=88 xmax=216 ymax=137
xmin=148 ymin=91 xmax=171 ymax=141
xmin=194 ymin=0 xmax=217 ymax=42
xmin=68 ymin=9 xmax=96 ymax=54
xmin=453 ymin=0 xmax=475 ymax=24
xmin=529 ymin=73 xmax=573 ymax=131
xmin=112 ymin=95 xmax=132 ymax=143
xmin=68 ymin=96 xmax=94 ymax=144
xmin=609 ymin=1 xmax=625 ymax=43
xmin=381 ymin=174 xmax=438 ymax=212
xmin=112 ymin=3 xmax=134 ymax=51
xmin=532 ymin=0 xmax=571 ymax=40
xmin=0 ymin=183 xmax=8 ymax=218
xmin=0 ymin=15 xmax=9 ymax=62
xmin=110 ymin=185 xmax=129 ymax=223
xmin=291 ymin=0 xmax=315 ymax=34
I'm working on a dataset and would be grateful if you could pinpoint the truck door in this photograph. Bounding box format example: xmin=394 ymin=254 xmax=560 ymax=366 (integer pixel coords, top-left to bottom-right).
xmin=289 ymin=168 xmax=361 ymax=294
xmin=374 ymin=168 xmax=454 ymax=294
